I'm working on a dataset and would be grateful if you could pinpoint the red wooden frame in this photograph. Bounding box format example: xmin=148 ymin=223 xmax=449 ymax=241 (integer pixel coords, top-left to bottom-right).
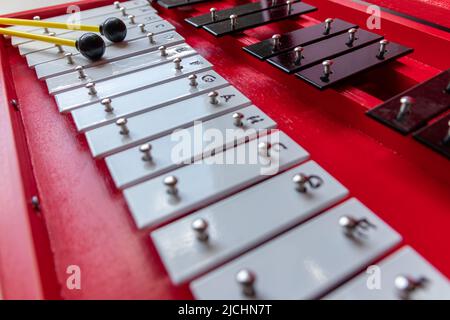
xmin=0 ymin=0 xmax=449 ymax=299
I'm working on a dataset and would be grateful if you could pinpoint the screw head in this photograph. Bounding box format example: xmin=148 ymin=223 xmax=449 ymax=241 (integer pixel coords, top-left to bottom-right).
xmin=164 ymin=175 xmax=178 ymax=187
xmin=400 ymin=96 xmax=414 ymax=105
xmin=116 ymin=117 xmax=127 ymax=126
xmin=192 ymin=218 xmax=208 ymax=233
xmin=236 ymin=269 xmax=256 ymax=286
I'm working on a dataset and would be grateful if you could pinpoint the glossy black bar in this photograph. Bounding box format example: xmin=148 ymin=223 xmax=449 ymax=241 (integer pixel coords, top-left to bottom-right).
xmin=243 ymin=19 xmax=356 ymax=60
xmin=158 ymin=0 xmax=210 ymax=9
xmin=203 ymin=2 xmax=317 ymax=37
xmin=414 ymin=113 xmax=450 ymax=159
xmin=368 ymin=69 xmax=450 ymax=134
xmin=186 ymin=0 xmax=298 ymax=28
xmin=296 ymin=41 xmax=413 ymax=89
xmin=267 ymin=28 xmax=383 ymax=73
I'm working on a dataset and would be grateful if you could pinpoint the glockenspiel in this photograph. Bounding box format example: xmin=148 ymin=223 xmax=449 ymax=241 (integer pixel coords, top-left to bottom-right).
xmin=0 ymin=0 xmax=449 ymax=300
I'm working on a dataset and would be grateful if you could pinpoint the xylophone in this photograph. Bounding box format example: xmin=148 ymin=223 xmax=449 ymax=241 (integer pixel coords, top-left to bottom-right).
xmin=0 ymin=0 xmax=449 ymax=300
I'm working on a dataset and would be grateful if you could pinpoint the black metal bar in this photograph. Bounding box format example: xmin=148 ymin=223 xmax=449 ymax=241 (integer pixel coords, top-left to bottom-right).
xmin=367 ymin=69 xmax=450 ymax=134
xmin=203 ymin=2 xmax=317 ymax=37
xmin=414 ymin=113 xmax=450 ymax=159
xmin=186 ymin=0 xmax=299 ymax=28
xmin=267 ymin=28 xmax=383 ymax=73
xmin=296 ymin=41 xmax=413 ymax=89
xmin=243 ymin=19 xmax=356 ymax=60
xmin=158 ymin=0 xmax=211 ymax=9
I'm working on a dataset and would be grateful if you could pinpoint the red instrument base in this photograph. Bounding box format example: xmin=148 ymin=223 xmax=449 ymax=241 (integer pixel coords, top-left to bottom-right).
xmin=0 ymin=0 xmax=449 ymax=299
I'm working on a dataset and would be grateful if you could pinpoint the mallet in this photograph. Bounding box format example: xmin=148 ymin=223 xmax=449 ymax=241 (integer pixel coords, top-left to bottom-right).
xmin=0 ymin=28 xmax=106 ymax=61
xmin=0 ymin=17 xmax=127 ymax=43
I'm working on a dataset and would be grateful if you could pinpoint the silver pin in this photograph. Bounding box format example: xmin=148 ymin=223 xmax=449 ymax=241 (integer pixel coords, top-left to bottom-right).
xmin=114 ymin=1 xmax=121 ymax=9
xmin=321 ymin=60 xmax=333 ymax=80
xmin=394 ymin=275 xmax=428 ymax=299
xmin=272 ymin=34 xmax=281 ymax=50
xmin=286 ymin=0 xmax=292 ymax=13
xmin=293 ymin=173 xmax=323 ymax=193
xmin=210 ymin=8 xmax=217 ymax=22
xmin=159 ymin=45 xmax=168 ymax=57
xmin=120 ymin=7 xmax=127 ymax=17
xmin=230 ymin=14 xmax=238 ymax=30
xmin=294 ymin=46 xmax=303 ymax=64
xmin=55 ymin=44 xmax=64 ymax=53
xmin=163 ymin=175 xmax=178 ymax=196
xmin=43 ymin=27 xmax=50 ymax=34
xmin=236 ymin=269 xmax=256 ymax=297
xmin=65 ymin=52 xmax=74 ymax=65
xmin=48 ymin=32 xmax=56 ymax=37
xmin=396 ymin=96 xmax=414 ymax=120
xmin=346 ymin=28 xmax=357 ymax=46
xmin=443 ymin=120 xmax=450 ymax=145
xmin=189 ymin=74 xmax=198 ymax=87
xmin=208 ymin=91 xmax=219 ymax=104
xmin=85 ymin=82 xmax=97 ymax=96
xmin=191 ymin=218 xmax=209 ymax=241
xmin=173 ymin=57 xmax=183 ymax=70
xmin=147 ymin=32 xmax=155 ymax=44
xmin=233 ymin=112 xmax=244 ymax=127
xmin=324 ymin=18 xmax=334 ymax=35
xmin=377 ymin=39 xmax=389 ymax=59
xmin=101 ymin=98 xmax=113 ymax=113
xmin=139 ymin=143 xmax=152 ymax=162
xmin=258 ymin=142 xmax=272 ymax=157
xmin=138 ymin=23 xmax=146 ymax=33
xmin=75 ymin=65 xmax=87 ymax=79
xmin=33 ymin=16 xmax=41 ymax=21
xmin=339 ymin=215 xmax=376 ymax=238
xmin=128 ymin=15 xmax=136 ymax=24
xmin=116 ymin=117 xmax=129 ymax=135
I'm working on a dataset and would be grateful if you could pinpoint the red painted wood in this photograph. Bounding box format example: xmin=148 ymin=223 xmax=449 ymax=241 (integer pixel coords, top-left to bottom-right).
xmin=0 ymin=0 xmax=449 ymax=299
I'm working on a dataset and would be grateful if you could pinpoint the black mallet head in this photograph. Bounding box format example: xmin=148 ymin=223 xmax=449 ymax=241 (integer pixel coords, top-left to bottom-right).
xmin=76 ymin=33 xmax=106 ymax=61
xmin=100 ymin=17 xmax=127 ymax=43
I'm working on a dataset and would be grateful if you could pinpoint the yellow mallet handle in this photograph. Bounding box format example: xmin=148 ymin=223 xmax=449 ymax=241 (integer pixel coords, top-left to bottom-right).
xmin=0 ymin=17 xmax=99 ymax=32
xmin=0 ymin=27 xmax=106 ymax=61
xmin=0 ymin=16 xmax=127 ymax=43
xmin=0 ymin=27 xmax=76 ymax=47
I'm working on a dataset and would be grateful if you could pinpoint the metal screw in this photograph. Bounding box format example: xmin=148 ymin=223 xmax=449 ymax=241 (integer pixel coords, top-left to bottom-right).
xmin=164 ymin=175 xmax=178 ymax=195
xmin=147 ymin=32 xmax=154 ymax=44
xmin=116 ymin=118 xmax=129 ymax=135
xmin=377 ymin=39 xmax=389 ymax=59
xmin=85 ymin=82 xmax=97 ymax=95
xmin=272 ymin=34 xmax=281 ymax=50
xmin=159 ymin=45 xmax=167 ymax=57
xmin=101 ymin=98 xmax=113 ymax=113
xmin=233 ymin=112 xmax=244 ymax=127
xmin=236 ymin=269 xmax=256 ymax=297
xmin=230 ymin=14 xmax=237 ymax=30
xmin=294 ymin=46 xmax=303 ymax=64
xmin=324 ymin=18 xmax=334 ymax=34
xmin=139 ymin=143 xmax=152 ymax=161
xmin=189 ymin=74 xmax=198 ymax=87
xmin=65 ymin=52 xmax=74 ymax=64
xmin=396 ymin=96 xmax=414 ymax=120
xmin=191 ymin=218 xmax=209 ymax=241
xmin=55 ymin=44 xmax=64 ymax=53
xmin=75 ymin=65 xmax=87 ymax=79
xmin=210 ymin=8 xmax=217 ymax=22
xmin=173 ymin=57 xmax=183 ymax=70
xmin=208 ymin=91 xmax=219 ymax=104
